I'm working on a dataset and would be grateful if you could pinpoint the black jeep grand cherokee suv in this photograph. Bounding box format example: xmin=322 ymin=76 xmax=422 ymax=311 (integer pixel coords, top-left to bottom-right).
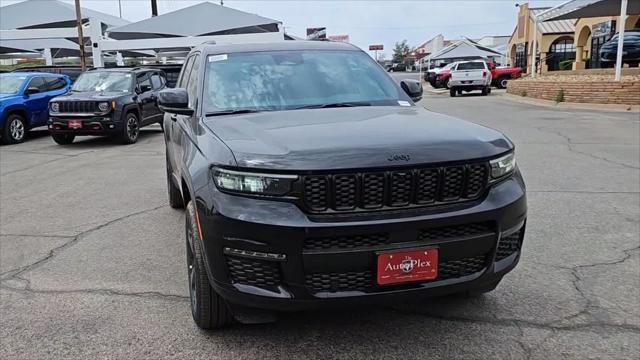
xmin=48 ymin=68 xmax=166 ymax=144
xmin=160 ymin=42 xmax=527 ymax=329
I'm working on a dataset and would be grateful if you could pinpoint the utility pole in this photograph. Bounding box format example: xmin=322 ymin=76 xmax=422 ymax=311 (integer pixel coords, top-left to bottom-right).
xmin=151 ymin=0 xmax=158 ymax=16
xmin=221 ymin=0 xmax=224 ymax=6
xmin=74 ymin=0 xmax=86 ymax=71
xmin=118 ymin=0 xmax=122 ymax=18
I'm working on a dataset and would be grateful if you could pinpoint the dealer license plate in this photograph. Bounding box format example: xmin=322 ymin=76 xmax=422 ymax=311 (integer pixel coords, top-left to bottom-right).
xmin=68 ymin=120 xmax=83 ymax=129
xmin=377 ymin=248 xmax=438 ymax=285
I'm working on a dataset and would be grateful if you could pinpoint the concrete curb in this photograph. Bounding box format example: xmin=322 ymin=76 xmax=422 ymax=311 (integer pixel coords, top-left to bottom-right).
xmin=501 ymin=93 xmax=640 ymax=113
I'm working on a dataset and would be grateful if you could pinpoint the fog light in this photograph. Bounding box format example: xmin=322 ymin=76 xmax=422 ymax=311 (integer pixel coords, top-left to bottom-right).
xmin=108 ymin=124 xmax=115 ymax=129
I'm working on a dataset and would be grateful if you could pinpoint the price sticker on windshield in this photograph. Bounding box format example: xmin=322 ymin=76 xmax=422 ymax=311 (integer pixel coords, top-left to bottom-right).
xmin=209 ymin=54 xmax=228 ymax=62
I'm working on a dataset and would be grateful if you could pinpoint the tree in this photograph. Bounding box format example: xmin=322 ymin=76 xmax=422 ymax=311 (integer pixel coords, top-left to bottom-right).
xmin=392 ymin=40 xmax=410 ymax=63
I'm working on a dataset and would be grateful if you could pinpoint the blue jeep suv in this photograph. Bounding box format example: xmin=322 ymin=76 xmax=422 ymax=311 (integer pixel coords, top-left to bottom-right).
xmin=0 ymin=72 xmax=71 ymax=144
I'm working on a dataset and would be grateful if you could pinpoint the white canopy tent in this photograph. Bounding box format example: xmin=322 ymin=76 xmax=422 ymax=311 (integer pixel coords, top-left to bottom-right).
xmin=107 ymin=2 xmax=281 ymax=40
xmin=535 ymin=0 xmax=639 ymax=80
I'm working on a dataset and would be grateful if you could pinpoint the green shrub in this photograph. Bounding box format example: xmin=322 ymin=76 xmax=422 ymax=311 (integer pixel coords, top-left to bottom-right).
xmin=559 ymin=60 xmax=574 ymax=71
xmin=555 ymin=89 xmax=565 ymax=103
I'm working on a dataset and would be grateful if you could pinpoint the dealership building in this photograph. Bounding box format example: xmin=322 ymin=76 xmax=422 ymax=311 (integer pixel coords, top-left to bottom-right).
xmin=508 ymin=2 xmax=640 ymax=73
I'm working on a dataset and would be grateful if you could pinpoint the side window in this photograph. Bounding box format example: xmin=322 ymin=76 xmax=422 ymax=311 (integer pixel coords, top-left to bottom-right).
xmin=27 ymin=77 xmax=46 ymax=91
xmin=150 ymin=73 xmax=163 ymax=90
xmin=45 ymin=77 xmax=67 ymax=91
xmin=137 ymin=73 xmax=152 ymax=91
xmin=185 ymin=55 xmax=200 ymax=108
xmin=178 ymin=56 xmax=195 ymax=88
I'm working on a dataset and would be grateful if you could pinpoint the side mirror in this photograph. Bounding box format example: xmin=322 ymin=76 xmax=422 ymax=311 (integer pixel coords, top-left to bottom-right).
xmin=400 ymin=79 xmax=423 ymax=103
xmin=24 ymin=86 xmax=40 ymax=95
xmin=158 ymin=88 xmax=193 ymax=115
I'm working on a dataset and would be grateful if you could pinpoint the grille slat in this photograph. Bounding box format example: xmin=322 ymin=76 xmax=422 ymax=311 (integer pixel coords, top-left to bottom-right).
xmin=305 ymin=255 xmax=487 ymax=293
xmin=303 ymin=163 xmax=488 ymax=213
xmin=58 ymin=101 xmax=97 ymax=114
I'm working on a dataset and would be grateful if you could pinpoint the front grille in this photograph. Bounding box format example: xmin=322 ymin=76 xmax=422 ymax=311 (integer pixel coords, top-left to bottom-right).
xmin=302 ymin=163 xmax=488 ymax=213
xmin=496 ymin=229 xmax=523 ymax=260
xmin=305 ymin=271 xmax=373 ymax=293
xmin=304 ymin=233 xmax=390 ymax=251
xmin=59 ymin=101 xmax=99 ymax=113
xmin=304 ymin=222 xmax=493 ymax=252
xmin=305 ymin=255 xmax=487 ymax=293
xmin=418 ymin=222 xmax=493 ymax=241
xmin=437 ymin=255 xmax=486 ymax=280
xmin=226 ymin=256 xmax=281 ymax=287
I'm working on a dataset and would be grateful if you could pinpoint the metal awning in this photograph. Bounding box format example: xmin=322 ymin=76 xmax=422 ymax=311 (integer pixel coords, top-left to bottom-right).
xmin=429 ymin=40 xmax=502 ymax=61
xmin=0 ymin=0 xmax=128 ymax=30
xmin=537 ymin=0 xmax=639 ymax=21
xmin=107 ymin=2 xmax=281 ymax=40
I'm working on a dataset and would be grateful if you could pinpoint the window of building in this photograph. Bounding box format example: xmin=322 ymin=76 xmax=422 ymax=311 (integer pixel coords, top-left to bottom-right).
xmin=546 ymin=37 xmax=576 ymax=71
xmin=515 ymin=42 xmax=528 ymax=70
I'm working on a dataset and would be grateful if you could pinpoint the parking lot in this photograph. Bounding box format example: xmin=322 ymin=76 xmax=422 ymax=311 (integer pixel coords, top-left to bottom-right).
xmin=1 ymin=91 xmax=638 ymax=359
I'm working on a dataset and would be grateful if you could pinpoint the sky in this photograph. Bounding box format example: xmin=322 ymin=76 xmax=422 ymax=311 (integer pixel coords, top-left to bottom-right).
xmin=1 ymin=0 xmax=565 ymax=59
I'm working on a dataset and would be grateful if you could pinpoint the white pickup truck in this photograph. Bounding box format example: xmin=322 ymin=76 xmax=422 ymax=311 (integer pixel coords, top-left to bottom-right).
xmin=449 ymin=60 xmax=492 ymax=97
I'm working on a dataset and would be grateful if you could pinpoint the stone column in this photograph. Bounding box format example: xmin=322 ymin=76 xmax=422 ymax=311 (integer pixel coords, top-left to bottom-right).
xmin=574 ymin=45 xmax=586 ymax=70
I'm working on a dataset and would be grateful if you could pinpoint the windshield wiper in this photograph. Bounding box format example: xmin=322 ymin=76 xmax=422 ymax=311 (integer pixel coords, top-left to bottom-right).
xmin=205 ymin=109 xmax=262 ymax=117
xmin=294 ymin=101 xmax=372 ymax=110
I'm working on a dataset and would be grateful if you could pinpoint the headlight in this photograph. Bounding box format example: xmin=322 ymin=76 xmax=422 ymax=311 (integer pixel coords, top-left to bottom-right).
xmin=50 ymin=102 xmax=59 ymax=112
xmin=489 ymin=152 xmax=516 ymax=179
xmin=98 ymin=102 xmax=110 ymax=112
xmin=212 ymin=168 xmax=297 ymax=196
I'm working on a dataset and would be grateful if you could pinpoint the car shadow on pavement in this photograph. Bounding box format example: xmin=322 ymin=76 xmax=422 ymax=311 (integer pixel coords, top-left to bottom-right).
xmin=26 ymin=127 xmax=165 ymax=148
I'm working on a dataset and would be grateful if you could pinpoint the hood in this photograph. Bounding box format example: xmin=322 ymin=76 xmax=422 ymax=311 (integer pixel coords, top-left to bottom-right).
xmin=54 ymin=91 xmax=129 ymax=101
xmin=0 ymin=93 xmax=21 ymax=102
xmin=203 ymin=106 xmax=512 ymax=171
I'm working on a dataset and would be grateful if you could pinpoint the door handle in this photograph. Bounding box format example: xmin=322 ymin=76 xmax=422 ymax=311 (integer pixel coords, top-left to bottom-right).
xmin=170 ymin=115 xmax=177 ymax=122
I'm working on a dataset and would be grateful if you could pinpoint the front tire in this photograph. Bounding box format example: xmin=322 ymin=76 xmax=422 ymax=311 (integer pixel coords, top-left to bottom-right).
xmin=186 ymin=201 xmax=234 ymax=329
xmin=2 ymin=114 xmax=27 ymax=144
xmin=120 ymin=112 xmax=140 ymax=144
xmin=497 ymin=77 xmax=509 ymax=89
xmin=51 ymin=134 xmax=75 ymax=145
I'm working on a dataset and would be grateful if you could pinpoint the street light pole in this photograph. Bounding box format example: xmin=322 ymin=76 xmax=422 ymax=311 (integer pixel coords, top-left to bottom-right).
xmin=118 ymin=0 xmax=122 ymax=18
xmin=74 ymin=0 xmax=86 ymax=71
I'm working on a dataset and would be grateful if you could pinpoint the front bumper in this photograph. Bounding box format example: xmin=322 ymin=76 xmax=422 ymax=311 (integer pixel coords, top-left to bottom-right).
xmin=199 ymin=171 xmax=527 ymax=311
xmin=48 ymin=113 xmax=123 ymax=136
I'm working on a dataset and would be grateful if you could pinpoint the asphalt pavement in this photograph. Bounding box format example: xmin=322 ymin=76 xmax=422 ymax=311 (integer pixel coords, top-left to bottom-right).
xmin=1 ymin=90 xmax=638 ymax=359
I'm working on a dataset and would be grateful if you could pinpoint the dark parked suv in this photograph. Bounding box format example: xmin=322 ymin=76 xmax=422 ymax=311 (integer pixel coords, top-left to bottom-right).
xmin=160 ymin=41 xmax=527 ymax=329
xmin=48 ymin=68 xmax=167 ymax=144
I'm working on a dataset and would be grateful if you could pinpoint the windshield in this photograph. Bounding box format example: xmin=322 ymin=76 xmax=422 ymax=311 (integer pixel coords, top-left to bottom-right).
xmin=0 ymin=76 xmax=26 ymax=94
xmin=72 ymin=71 xmax=132 ymax=92
xmin=203 ymin=50 xmax=408 ymax=112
